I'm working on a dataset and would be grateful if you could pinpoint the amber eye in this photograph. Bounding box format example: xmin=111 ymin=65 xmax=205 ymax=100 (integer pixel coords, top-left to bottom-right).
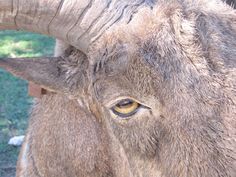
xmin=111 ymin=99 xmax=141 ymax=118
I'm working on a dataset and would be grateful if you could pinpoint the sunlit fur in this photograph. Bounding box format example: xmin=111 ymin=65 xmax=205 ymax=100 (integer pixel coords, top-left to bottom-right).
xmin=13 ymin=0 xmax=236 ymax=177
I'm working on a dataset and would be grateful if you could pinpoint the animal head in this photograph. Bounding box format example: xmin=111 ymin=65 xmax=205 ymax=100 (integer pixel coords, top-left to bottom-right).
xmin=0 ymin=0 xmax=235 ymax=177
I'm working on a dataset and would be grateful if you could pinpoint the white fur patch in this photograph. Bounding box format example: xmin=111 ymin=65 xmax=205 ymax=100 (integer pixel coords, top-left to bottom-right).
xmin=19 ymin=135 xmax=29 ymax=172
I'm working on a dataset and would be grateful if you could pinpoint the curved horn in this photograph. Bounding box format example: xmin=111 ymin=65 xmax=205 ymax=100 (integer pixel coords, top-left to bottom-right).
xmin=0 ymin=0 xmax=155 ymax=52
xmin=0 ymin=0 xmax=108 ymax=52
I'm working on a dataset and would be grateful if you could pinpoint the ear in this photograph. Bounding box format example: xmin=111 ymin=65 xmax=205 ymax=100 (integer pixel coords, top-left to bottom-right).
xmin=0 ymin=57 xmax=67 ymax=93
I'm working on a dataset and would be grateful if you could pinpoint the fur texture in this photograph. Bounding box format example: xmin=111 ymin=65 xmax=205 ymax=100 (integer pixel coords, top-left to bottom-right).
xmin=12 ymin=0 xmax=236 ymax=176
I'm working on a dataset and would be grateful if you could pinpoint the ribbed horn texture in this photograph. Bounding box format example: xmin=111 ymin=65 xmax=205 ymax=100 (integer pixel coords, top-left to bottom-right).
xmin=0 ymin=0 xmax=155 ymax=52
xmin=0 ymin=0 xmax=103 ymax=52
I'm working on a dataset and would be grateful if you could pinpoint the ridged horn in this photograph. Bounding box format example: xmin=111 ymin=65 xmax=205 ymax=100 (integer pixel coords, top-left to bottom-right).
xmin=0 ymin=0 xmax=105 ymax=52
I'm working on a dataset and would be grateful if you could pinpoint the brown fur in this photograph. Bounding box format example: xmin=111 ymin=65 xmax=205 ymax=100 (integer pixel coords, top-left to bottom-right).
xmin=8 ymin=0 xmax=236 ymax=176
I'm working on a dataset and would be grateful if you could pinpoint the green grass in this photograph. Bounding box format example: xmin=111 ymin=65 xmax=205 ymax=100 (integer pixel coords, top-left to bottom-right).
xmin=0 ymin=30 xmax=55 ymax=177
xmin=0 ymin=30 xmax=55 ymax=57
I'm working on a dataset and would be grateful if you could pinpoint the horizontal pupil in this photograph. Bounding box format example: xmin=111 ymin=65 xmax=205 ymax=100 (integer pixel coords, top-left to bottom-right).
xmin=117 ymin=100 xmax=133 ymax=108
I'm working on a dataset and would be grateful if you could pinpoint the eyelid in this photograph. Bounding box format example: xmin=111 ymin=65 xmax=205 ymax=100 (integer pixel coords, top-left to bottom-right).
xmin=108 ymin=98 xmax=151 ymax=119
xmin=111 ymin=106 xmax=140 ymax=118
xmin=106 ymin=96 xmax=150 ymax=109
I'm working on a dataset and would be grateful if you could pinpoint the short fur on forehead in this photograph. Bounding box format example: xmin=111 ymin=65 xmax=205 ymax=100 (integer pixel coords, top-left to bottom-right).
xmin=89 ymin=0 xmax=236 ymax=81
xmin=90 ymin=0 xmax=235 ymax=51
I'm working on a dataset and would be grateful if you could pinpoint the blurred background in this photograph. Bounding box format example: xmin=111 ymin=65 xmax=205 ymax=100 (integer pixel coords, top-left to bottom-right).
xmin=0 ymin=30 xmax=55 ymax=177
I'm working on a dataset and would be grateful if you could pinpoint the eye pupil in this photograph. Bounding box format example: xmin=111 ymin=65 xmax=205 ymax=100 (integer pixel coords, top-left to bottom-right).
xmin=117 ymin=99 xmax=133 ymax=108
xmin=111 ymin=99 xmax=141 ymax=118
